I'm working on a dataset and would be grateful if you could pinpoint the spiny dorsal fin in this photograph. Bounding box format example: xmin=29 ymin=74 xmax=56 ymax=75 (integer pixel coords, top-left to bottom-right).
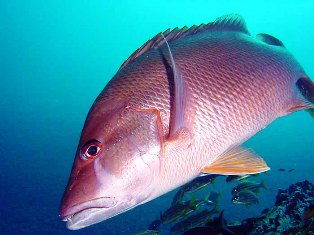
xmin=210 ymin=14 xmax=249 ymax=35
xmin=256 ymin=33 xmax=285 ymax=47
xmin=118 ymin=14 xmax=249 ymax=71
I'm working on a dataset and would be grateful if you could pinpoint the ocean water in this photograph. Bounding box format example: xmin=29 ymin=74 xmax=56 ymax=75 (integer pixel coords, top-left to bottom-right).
xmin=1 ymin=0 xmax=314 ymax=234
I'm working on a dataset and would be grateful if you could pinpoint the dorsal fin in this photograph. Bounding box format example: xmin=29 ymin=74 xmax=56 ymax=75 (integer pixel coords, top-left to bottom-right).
xmin=209 ymin=14 xmax=249 ymax=34
xmin=256 ymin=33 xmax=285 ymax=47
xmin=118 ymin=14 xmax=249 ymax=71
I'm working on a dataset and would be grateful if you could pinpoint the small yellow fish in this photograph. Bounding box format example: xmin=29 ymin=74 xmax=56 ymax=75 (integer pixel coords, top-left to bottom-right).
xmin=133 ymin=230 xmax=159 ymax=235
xmin=232 ymin=190 xmax=259 ymax=205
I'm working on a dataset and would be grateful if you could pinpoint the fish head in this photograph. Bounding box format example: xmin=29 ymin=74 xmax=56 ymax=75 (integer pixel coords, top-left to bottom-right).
xmin=60 ymin=99 xmax=163 ymax=229
xmin=231 ymin=188 xmax=238 ymax=195
xmin=231 ymin=195 xmax=240 ymax=203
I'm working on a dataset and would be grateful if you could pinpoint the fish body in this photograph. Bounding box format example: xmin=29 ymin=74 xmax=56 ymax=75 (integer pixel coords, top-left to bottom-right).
xmin=231 ymin=180 xmax=266 ymax=195
xmin=232 ymin=190 xmax=259 ymax=205
xmin=60 ymin=14 xmax=314 ymax=229
xmin=207 ymin=191 xmax=221 ymax=204
xmin=170 ymin=209 xmax=213 ymax=233
xmin=171 ymin=188 xmax=186 ymax=206
xmin=161 ymin=196 xmax=205 ymax=224
xmin=133 ymin=230 xmax=159 ymax=235
xmin=182 ymin=210 xmax=235 ymax=235
xmin=181 ymin=174 xmax=219 ymax=193
xmin=161 ymin=203 xmax=194 ymax=224
xmin=226 ymin=174 xmax=255 ymax=183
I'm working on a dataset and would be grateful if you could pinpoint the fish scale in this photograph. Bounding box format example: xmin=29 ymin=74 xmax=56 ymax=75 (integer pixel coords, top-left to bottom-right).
xmin=104 ymin=34 xmax=286 ymax=139
xmin=99 ymin=31 xmax=299 ymax=189
xmin=60 ymin=14 xmax=314 ymax=230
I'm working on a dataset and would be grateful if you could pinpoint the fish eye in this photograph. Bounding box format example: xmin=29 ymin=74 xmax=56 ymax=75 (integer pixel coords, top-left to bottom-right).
xmin=81 ymin=140 xmax=102 ymax=160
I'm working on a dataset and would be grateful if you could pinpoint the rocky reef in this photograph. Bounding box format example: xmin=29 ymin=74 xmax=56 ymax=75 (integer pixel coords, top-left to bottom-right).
xmin=137 ymin=180 xmax=314 ymax=235
xmin=238 ymin=180 xmax=314 ymax=234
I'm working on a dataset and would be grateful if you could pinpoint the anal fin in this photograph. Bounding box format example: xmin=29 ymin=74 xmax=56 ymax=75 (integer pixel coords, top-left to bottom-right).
xmin=201 ymin=147 xmax=270 ymax=175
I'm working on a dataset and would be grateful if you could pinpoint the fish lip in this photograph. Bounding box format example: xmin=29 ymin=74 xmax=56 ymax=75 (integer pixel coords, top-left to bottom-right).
xmin=60 ymin=196 xmax=117 ymax=221
xmin=64 ymin=207 xmax=107 ymax=230
xmin=63 ymin=202 xmax=136 ymax=230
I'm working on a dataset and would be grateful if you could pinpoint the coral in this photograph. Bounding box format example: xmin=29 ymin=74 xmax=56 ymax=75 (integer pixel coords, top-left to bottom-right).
xmin=244 ymin=180 xmax=314 ymax=234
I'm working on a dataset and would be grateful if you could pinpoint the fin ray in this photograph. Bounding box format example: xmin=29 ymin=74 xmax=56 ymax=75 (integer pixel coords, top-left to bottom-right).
xmin=201 ymin=147 xmax=270 ymax=175
xmin=119 ymin=14 xmax=249 ymax=71
xmin=160 ymin=33 xmax=187 ymax=135
xmin=256 ymin=33 xmax=285 ymax=47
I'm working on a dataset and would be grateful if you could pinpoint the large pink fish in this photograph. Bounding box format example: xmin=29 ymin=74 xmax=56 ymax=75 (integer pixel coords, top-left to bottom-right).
xmin=60 ymin=14 xmax=314 ymax=229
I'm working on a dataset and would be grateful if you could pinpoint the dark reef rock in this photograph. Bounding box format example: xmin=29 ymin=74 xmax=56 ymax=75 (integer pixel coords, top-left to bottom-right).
xmin=175 ymin=181 xmax=314 ymax=235
xmin=239 ymin=180 xmax=314 ymax=234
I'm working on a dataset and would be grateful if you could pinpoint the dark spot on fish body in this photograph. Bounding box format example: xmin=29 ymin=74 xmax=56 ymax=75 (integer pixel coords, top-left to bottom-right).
xmin=296 ymin=77 xmax=314 ymax=104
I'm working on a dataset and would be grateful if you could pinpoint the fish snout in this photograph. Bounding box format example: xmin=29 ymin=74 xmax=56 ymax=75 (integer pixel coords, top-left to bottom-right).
xmin=59 ymin=196 xmax=117 ymax=220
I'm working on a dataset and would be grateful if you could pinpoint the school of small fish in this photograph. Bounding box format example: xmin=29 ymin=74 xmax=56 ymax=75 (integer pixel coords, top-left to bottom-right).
xmin=134 ymin=173 xmax=269 ymax=234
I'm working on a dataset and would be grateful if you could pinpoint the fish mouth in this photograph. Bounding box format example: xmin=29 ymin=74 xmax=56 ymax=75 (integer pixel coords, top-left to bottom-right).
xmin=60 ymin=197 xmax=117 ymax=230
xmin=63 ymin=207 xmax=109 ymax=230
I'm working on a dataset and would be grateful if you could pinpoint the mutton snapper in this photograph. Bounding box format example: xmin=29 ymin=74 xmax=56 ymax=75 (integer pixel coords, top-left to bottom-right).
xmin=60 ymin=14 xmax=314 ymax=229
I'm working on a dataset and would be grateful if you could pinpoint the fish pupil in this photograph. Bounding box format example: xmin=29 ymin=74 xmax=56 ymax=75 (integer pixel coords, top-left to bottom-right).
xmin=87 ymin=145 xmax=99 ymax=155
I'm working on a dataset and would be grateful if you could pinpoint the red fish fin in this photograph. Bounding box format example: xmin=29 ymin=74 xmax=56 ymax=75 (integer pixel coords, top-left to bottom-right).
xmin=256 ymin=33 xmax=285 ymax=47
xmin=119 ymin=14 xmax=249 ymax=71
xmin=161 ymin=34 xmax=189 ymax=136
xmin=287 ymin=77 xmax=314 ymax=117
xmin=286 ymin=105 xmax=313 ymax=114
xmin=307 ymin=109 xmax=314 ymax=118
xmin=201 ymin=147 xmax=270 ymax=175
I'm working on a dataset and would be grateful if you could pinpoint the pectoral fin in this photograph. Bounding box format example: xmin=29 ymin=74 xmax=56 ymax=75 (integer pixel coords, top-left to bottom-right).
xmin=161 ymin=33 xmax=188 ymax=137
xmin=201 ymin=147 xmax=270 ymax=175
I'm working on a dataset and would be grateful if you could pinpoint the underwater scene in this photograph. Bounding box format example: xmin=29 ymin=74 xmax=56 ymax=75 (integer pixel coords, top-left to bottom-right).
xmin=2 ymin=0 xmax=314 ymax=234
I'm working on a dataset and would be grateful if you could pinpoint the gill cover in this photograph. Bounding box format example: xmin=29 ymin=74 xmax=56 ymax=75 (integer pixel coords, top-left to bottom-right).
xmin=60 ymin=101 xmax=164 ymax=229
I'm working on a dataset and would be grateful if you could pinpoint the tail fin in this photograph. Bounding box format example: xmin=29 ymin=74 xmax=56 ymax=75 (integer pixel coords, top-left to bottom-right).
xmin=261 ymin=179 xmax=267 ymax=190
xmin=218 ymin=210 xmax=235 ymax=235
xmin=294 ymin=77 xmax=314 ymax=117
xmin=203 ymin=192 xmax=214 ymax=205
xmin=306 ymin=109 xmax=314 ymax=118
xmin=212 ymin=204 xmax=220 ymax=214
xmin=188 ymin=195 xmax=197 ymax=209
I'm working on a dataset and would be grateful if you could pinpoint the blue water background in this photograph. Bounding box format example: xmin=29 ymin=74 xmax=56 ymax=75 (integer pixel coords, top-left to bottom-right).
xmin=1 ymin=0 xmax=314 ymax=234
